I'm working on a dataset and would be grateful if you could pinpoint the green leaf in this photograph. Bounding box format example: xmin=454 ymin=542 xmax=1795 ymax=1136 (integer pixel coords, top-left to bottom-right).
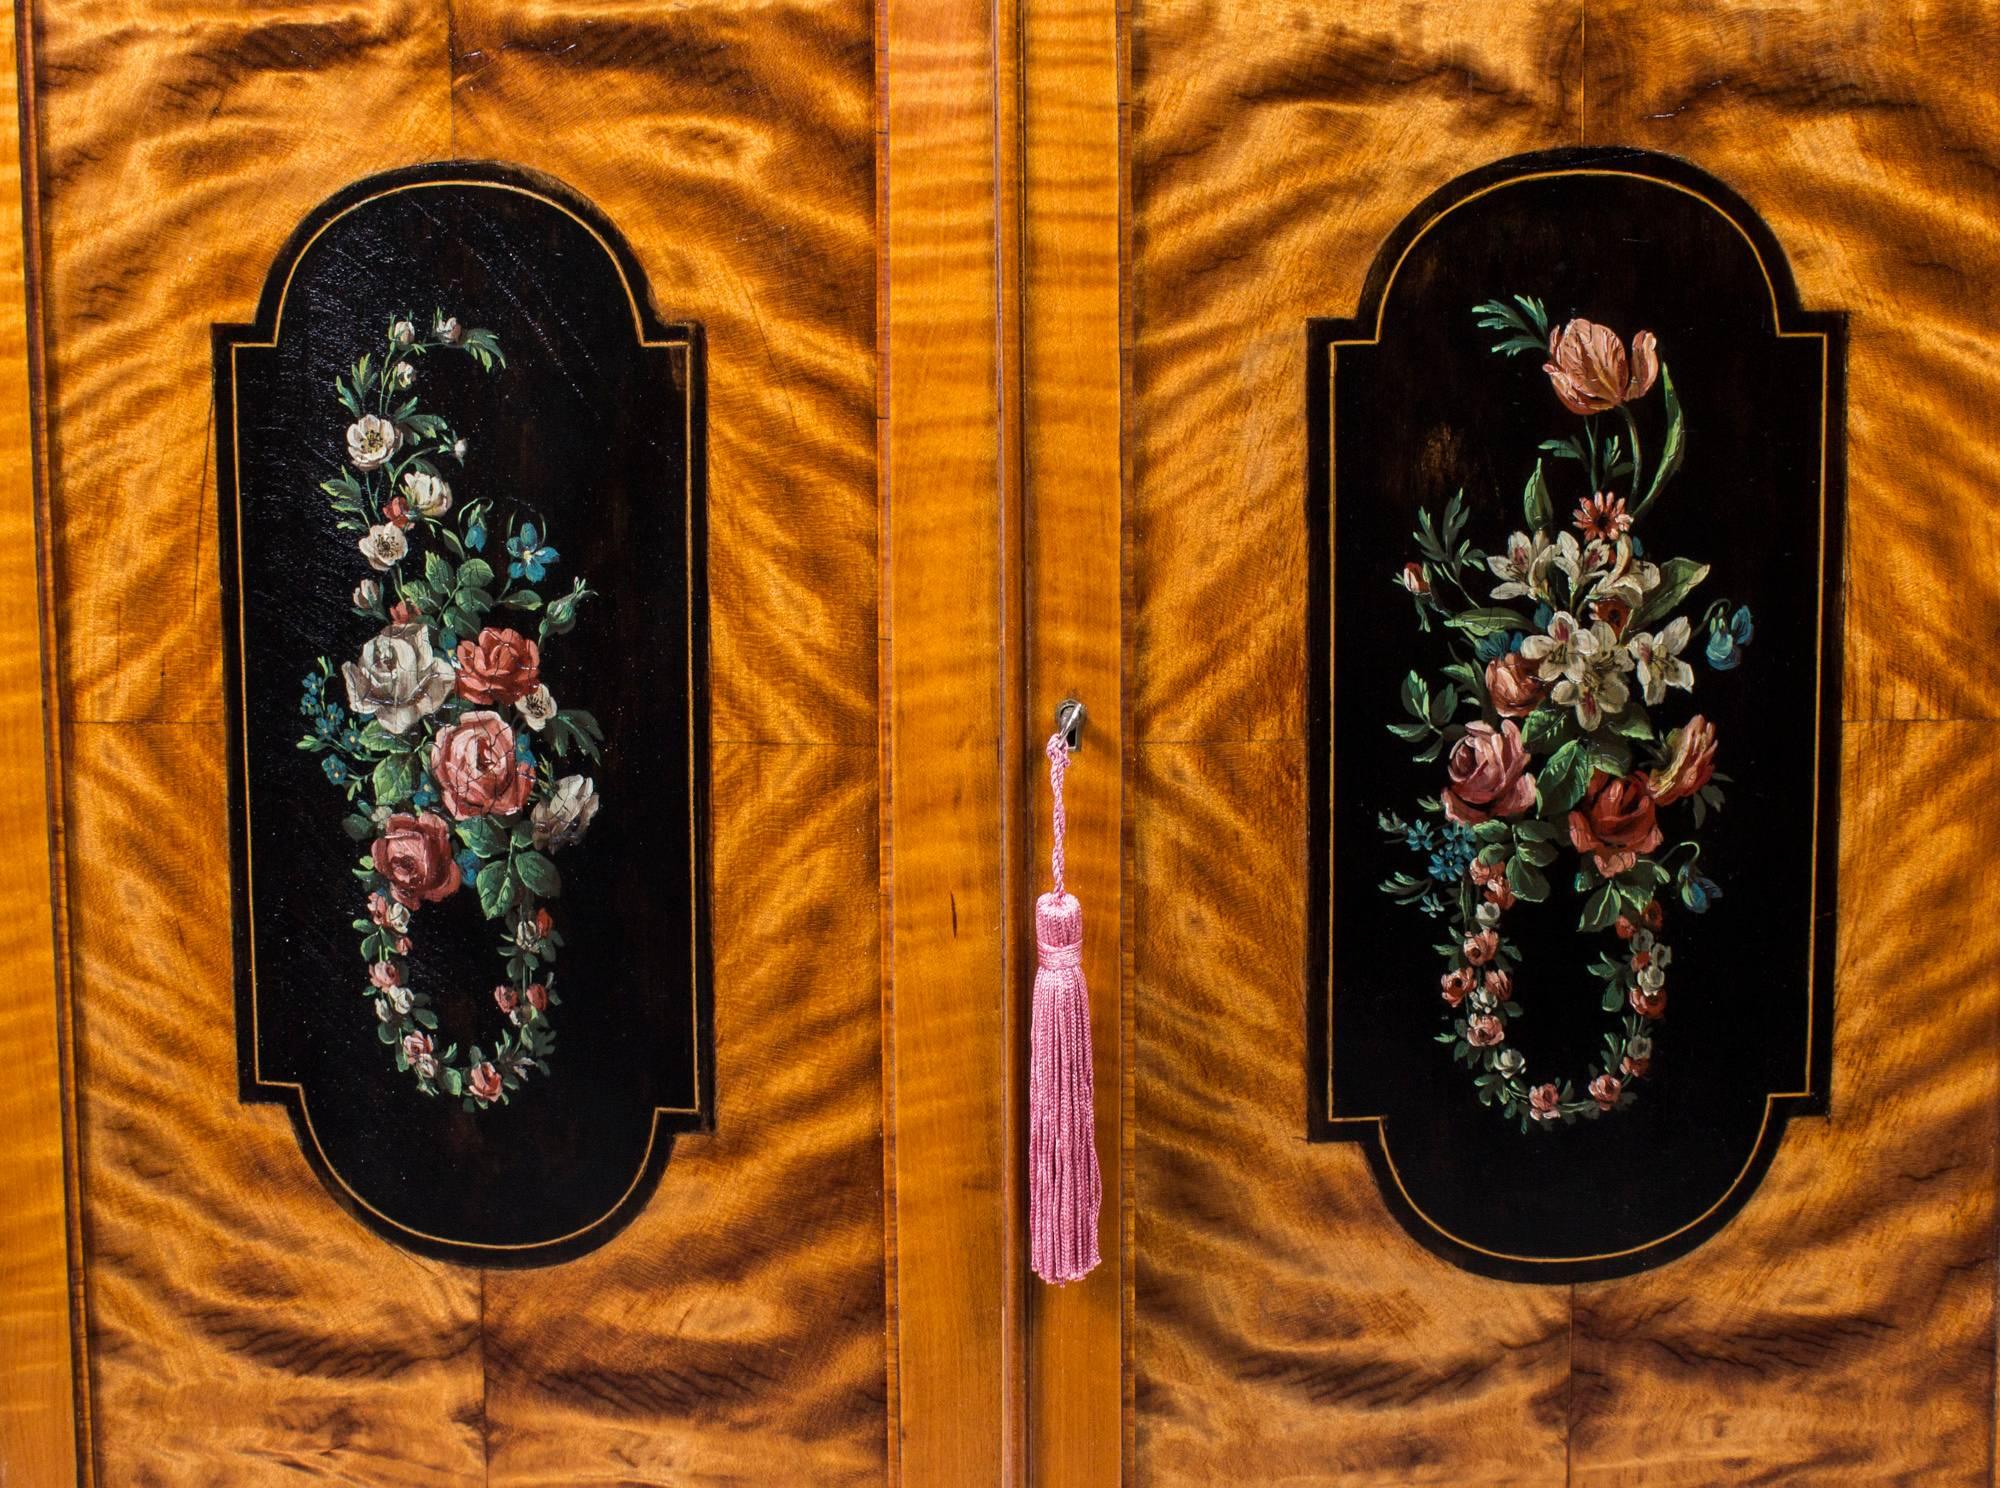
xmin=476 ymin=859 xmax=513 ymax=920
xmin=1387 ymin=721 xmax=1432 ymax=742
xmin=358 ymin=720 xmax=409 ymax=754
xmin=1506 ymin=856 xmax=1550 ymax=903
xmin=371 ymin=753 xmax=417 ymax=806
xmin=1536 ymin=739 xmax=1592 ymax=815
xmin=1631 ymin=556 xmax=1710 ymax=631
xmin=1636 ymin=363 xmax=1685 ymax=514
xmin=454 ymin=816 xmax=509 ymax=859
xmin=424 ymin=550 xmax=455 ymax=593
xmin=1520 ymin=706 xmax=1569 ymax=752
xmin=1513 ymin=818 xmax=1563 ymax=843
xmin=1426 ymin=684 xmax=1458 ymax=726
xmin=1519 ymin=837 xmax=1559 ymax=868
xmin=456 ymin=557 xmax=495 ymax=592
xmin=1471 ymin=820 xmax=1512 ymax=844
xmin=1522 ymin=459 xmax=1554 ymax=531
xmin=502 ymin=589 xmax=543 ymax=611
xmin=1399 ymin=670 xmax=1430 ymax=721
xmin=1590 ymin=740 xmax=1632 ymax=778
xmin=1579 ymin=883 xmax=1620 ymax=932
xmin=1444 ymin=607 xmax=1532 ymax=639
xmin=516 ymin=850 xmax=562 ymax=898
xmin=342 ymin=813 xmax=376 ymax=843
xmin=443 ymin=604 xmax=479 ymax=637
xmin=1608 ymin=709 xmax=1654 ymax=741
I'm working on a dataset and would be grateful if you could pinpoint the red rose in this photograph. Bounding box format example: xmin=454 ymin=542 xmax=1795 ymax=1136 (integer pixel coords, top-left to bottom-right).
xmin=1649 ymin=714 xmax=1719 ymax=806
xmin=1641 ymin=900 xmax=1664 ymax=930
xmin=1442 ymin=721 xmax=1537 ymax=825
xmin=455 ymin=627 xmax=541 ymax=707
xmin=1629 ymin=983 xmax=1667 ymax=1019
xmin=1588 ymin=1073 xmax=1622 ymax=1110
xmin=1528 ymin=1083 xmax=1562 ymax=1120
xmin=494 ymin=984 xmax=520 ymax=1014
xmin=525 ymin=983 xmax=548 ymax=1013
xmin=1485 ymin=878 xmax=1516 ymax=910
xmin=371 ymin=812 xmax=462 ymax=909
xmin=383 ymin=495 xmax=413 ymax=529
xmin=1466 ymin=1014 xmax=1505 ymax=1047
xmin=1463 ymin=929 xmax=1499 ymax=966
xmin=1485 ymin=652 xmax=1548 ymax=719
xmin=430 ymin=711 xmax=535 ymax=820
xmin=1440 ymin=968 xmax=1476 ymax=1006
xmin=468 ymin=1061 xmax=503 ymax=1102
xmin=389 ymin=599 xmax=420 ymax=624
xmin=1567 ymin=771 xmax=1663 ymax=877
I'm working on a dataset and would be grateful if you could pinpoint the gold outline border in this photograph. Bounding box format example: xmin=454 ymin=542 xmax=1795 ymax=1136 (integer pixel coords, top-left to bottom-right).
xmin=225 ymin=178 xmax=703 ymax=1255
xmin=1322 ymin=168 xmax=1832 ymax=1267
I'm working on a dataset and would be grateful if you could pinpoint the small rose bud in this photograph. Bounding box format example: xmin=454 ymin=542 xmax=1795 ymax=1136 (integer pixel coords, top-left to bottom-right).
xmin=353 ymin=578 xmax=380 ymax=610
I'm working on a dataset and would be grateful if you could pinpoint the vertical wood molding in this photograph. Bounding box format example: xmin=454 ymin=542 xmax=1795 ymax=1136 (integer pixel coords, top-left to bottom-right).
xmin=0 ymin=0 xmax=80 ymax=1479
xmin=881 ymin=0 xmax=1025 ymax=1479
xmin=1020 ymin=0 xmax=1125 ymax=1480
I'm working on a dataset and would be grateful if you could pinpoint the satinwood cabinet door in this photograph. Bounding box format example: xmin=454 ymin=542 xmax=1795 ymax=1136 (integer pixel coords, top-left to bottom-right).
xmin=6 ymin=3 xmax=2000 ymax=1488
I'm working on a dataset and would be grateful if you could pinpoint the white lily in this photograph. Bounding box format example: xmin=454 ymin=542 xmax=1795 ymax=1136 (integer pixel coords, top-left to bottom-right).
xmin=1520 ymin=609 xmax=1597 ymax=684
xmin=1629 ymin=615 xmax=1695 ymax=705
xmin=1487 ymin=529 xmax=1552 ymax=602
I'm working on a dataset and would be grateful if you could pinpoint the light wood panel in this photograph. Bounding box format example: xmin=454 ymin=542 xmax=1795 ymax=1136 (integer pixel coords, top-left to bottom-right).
xmin=1125 ymin=3 xmax=1582 ymax=1482
xmin=1020 ymin=0 xmax=1126 ymax=1480
xmin=22 ymin=0 xmax=894 ymax=1482
xmin=443 ymin=3 xmax=890 ymax=1480
xmin=881 ymin=0 xmax=1024 ymax=1473
xmin=1567 ymin=5 xmax=2000 ymax=1481
xmin=0 ymin=0 xmax=80 ymax=1478
xmin=1122 ymin=0 xmax=2000 ymax=1483
xmin=23 ymin=5 xmax=487 ymax=1481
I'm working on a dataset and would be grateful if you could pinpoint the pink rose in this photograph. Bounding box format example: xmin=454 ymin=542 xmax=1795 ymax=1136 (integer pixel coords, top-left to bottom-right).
xmin=1441 ymin=721 xmax=1537 ymax=825
xmin=402 ymin=1031 xmax=438 ymax=1079
xmin=494 ymin=984 xmax=520 ymax=1014
xmin=1588 ymin=1073 xmax=1623 ymax=1110
xmin=1440 ymin=967 xmax=1476 ymax=1006
xmin=430 ymin=711 xmax=535 ymax=820
xmin=1466 ymin=1014 xmax=1506 ymax=1047
xmin=1482 ymin=968 xmax=1512 ymax=1001
xmin=1649 ymin=714 xmax=1719 ymax=806
xmin=371 ymin=812 xmax=462 ymax=909
xmin=1462 ymin=929 xmax=1499 ymax=966
xmin=468 ymin=1062 xmax=503 ymax=1102
xmin=525 ymin=983 xmax=549 ymax=1013
xmin=1484 ymin=652 xmax=1548 ymax=719
xmin=1629 ymin=982 xmax=1667 ymax=1019
xmin=1528 ymin=1083 xmax=1562 ymax=1121
xmin=369 ymin=961 xmax=403 ymax=990
xmin=455 ymin=627 xmax=542 ymax=707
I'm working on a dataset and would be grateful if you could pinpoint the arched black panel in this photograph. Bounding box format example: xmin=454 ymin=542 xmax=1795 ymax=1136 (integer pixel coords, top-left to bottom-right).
xmin=215 ymin=161 xmax=710 ymax=1266
xmin=1307 ymin=148 xmax=1844 ymax=1282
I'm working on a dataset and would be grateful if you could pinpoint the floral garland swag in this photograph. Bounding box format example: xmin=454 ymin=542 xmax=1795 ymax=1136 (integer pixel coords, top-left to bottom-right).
xmin=296 ymin=311 xmax=607 ymax=1112
xmin=1380 ymin=298 xmax=1755 ymax=1133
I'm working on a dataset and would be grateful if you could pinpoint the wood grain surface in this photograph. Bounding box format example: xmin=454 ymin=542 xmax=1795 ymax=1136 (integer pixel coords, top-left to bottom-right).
xmin=1123 ymin=0 xmax=2000 ymax=1484
xmin=1020 ymin=0 xmax=1126 ymax=1480
xmin=0 ymin=0 xmax=81 ymax=1478
xmin=21 ymin=0 xmax=888 ymax=1481
xmin=881 ymin=0 xmax=1024 ymax=1474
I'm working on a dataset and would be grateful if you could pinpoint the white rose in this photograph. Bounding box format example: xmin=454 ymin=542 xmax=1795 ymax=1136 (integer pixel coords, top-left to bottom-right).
xmin=386 ymin=984 xmax=415 ymax=1015
xmin=532 ymin=775 xmax=600 ymax=852
xmin=435 ymin=315 xmax=463 ymax=344
xmin=514 ymin=684 xmax=556 ymax=732
xmin=346 ymin=414 xmax=401 ymax=472
xmin=352 ymin=578 xmax=380 ymax=609
xmin=401 ymin=469 xmax=452 ymax=518
xmin=357 ymin=523 xmax=408 ymax=571
xmin=391 ymin=320 xmax=416 ymax=346
xmin=393 ymin=362 xmax=415 ymax=388
xmin=341 ymin=621 xmax=455 ymax=734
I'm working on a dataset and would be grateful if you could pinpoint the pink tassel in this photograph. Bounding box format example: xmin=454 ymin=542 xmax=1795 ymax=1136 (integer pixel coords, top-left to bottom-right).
xmin=1030 ymin=729 xmax=1101 ymax=1285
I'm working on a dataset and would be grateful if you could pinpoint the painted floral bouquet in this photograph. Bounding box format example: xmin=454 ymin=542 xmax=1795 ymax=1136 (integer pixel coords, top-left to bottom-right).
xmin=295 ymin=310 xmax=606 ymax=1112
xmin=1378 ymin=297 xmax=1755 ymax=1132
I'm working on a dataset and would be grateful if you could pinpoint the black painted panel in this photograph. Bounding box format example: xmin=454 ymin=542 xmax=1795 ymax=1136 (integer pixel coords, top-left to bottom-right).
xmin=1307 ymin=149 xmax=1844 ymax=1282
xmin=216 ymin=163 xmax=710 ymax=1265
